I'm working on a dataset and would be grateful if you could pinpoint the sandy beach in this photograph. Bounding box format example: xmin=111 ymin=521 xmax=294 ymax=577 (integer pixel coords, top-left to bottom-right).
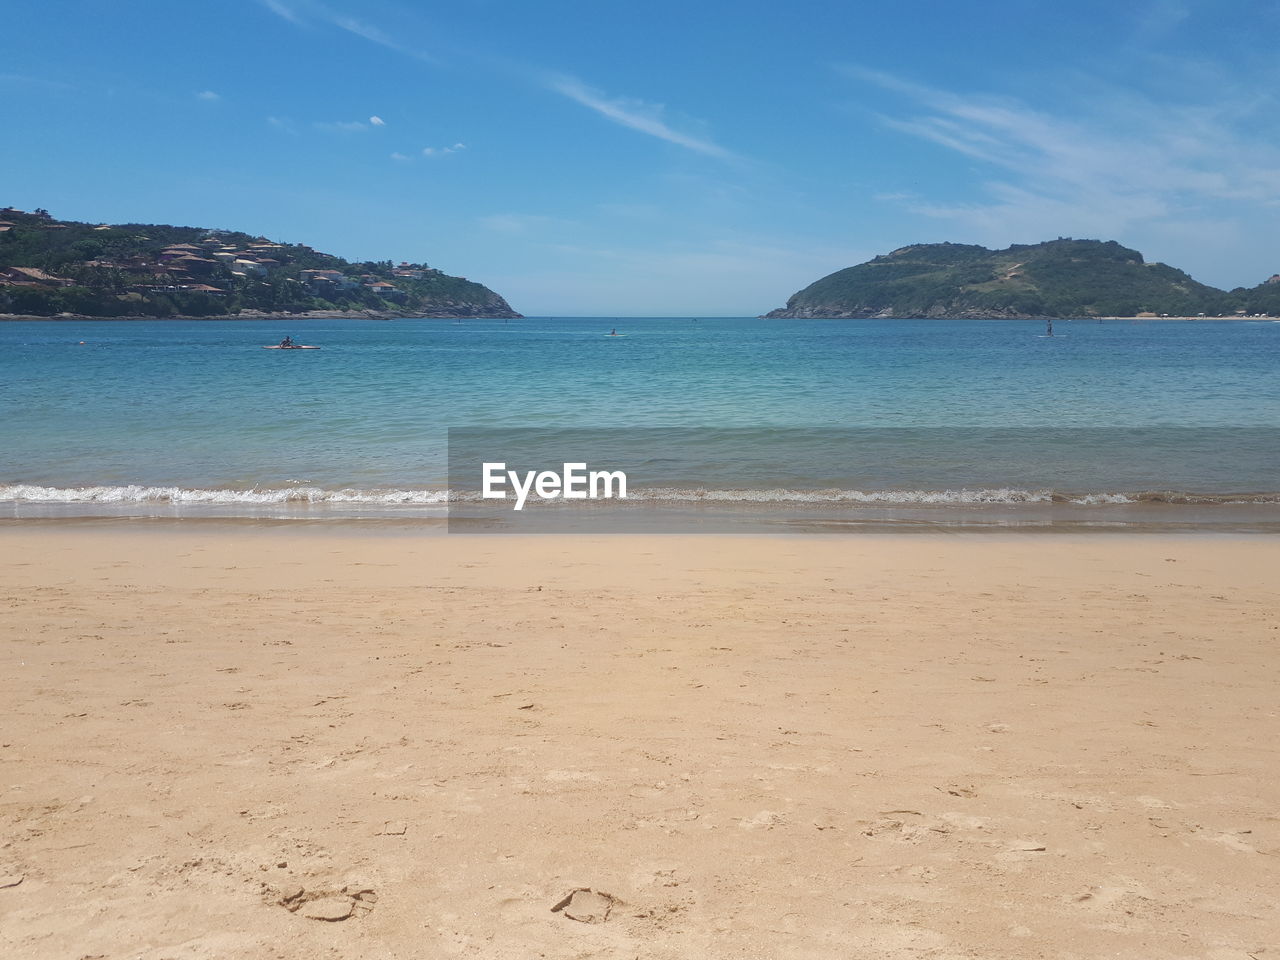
xmin=1 ymin=527 xmax=1278 ymax=959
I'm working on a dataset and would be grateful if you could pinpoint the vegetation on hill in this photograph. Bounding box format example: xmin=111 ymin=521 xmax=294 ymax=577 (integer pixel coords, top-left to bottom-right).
xmin=764 ymin=239 xmax=1280 ymax=319
xmin=0 ymin=207 xmax=520 ymax=318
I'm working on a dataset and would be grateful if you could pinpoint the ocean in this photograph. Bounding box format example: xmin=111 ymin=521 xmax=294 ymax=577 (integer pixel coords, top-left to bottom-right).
xmin=2 ymin=316 xmax=1278 ymax=530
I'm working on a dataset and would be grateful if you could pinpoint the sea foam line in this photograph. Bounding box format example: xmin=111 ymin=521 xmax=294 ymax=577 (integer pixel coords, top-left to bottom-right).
xmin=2 ymin=483 xmax=1277 ymax=507
xmin=630 ymin=486 xmax=1070 ymax=504
xmin=0 ymin=484 xmax=451 ymax=505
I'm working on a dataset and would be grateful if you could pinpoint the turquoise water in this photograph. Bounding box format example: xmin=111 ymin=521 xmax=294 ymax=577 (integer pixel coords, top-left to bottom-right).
xmin=1 ymin=316 xmax=1278 ymax=521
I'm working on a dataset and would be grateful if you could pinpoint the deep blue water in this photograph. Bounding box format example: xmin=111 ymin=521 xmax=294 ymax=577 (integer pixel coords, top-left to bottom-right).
xmin=1 ymin=316 xmax=1278 ymax=517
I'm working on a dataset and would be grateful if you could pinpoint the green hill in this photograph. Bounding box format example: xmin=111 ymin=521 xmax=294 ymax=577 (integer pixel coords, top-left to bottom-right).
xmin=0 ymin=206 xmax=520 ymax=319
xmin=764 ymin=239 xmax=1280 ymax=319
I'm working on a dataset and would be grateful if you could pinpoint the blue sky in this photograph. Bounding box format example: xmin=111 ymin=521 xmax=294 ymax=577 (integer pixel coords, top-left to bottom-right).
xmin=4 ymin=0 xmax=1279 ymax=314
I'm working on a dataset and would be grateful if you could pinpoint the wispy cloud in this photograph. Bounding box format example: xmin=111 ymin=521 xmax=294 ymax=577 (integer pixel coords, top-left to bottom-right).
xmin=257 ymin=0 xmax=434 ymax=62
xmin=548 ymin=75 xmax=732 ymax=159
xmin=843 ymin=66 xmax=1280 ymax=251
xmin=330 ymin=14 xmax=432 ymax=60
xmin=195 ymin=90 xmax=221 ymax=102
xmin=270 ymin=112 xmax=386 ymax=135
xmin=423 ymin=142 xmax=466 ymax=156
xmin=259 ymin=0 xmax=303 ymax=24
xmin=390 ymin=151 xmax=410 ymax=162
xmin=257 ymin=5 xmax=730 ymax=162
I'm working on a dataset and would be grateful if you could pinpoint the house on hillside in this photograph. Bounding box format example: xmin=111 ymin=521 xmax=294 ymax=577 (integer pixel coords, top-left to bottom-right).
xmin=143 ymin=282 xmax=226 ymax=296
xmin=231 ymin=259 xmax=266 ymax=277
xmin=300 ymin=268 xmax=359 ymax=294
xmin=365 ymin=280 xmax=406 ymax=300
xmin=168 ymin=255 xmax=220 ymax=277
xmin=1 ymin=266 xmax=74 ymax=287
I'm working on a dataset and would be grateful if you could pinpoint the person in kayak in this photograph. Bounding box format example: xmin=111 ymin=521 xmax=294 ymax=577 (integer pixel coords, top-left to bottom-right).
xmin=279 ymin=336 xmax=294 ymax=348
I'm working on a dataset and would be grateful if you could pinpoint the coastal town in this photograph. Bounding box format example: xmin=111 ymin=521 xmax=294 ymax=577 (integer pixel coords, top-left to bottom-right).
xmin=0 ymin=206 xmax=520 ymax=319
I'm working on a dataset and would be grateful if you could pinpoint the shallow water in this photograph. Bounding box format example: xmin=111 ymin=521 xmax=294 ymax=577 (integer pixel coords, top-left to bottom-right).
xmin=2 ymin=316 xmax=1277 ymax=525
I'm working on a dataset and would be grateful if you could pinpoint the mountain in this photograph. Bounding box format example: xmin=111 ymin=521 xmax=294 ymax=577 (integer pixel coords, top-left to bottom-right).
xmin=764 ymin=239 xmax=1280 ymax=319
xmin=0 ymin=206 xmax=520 ymax=319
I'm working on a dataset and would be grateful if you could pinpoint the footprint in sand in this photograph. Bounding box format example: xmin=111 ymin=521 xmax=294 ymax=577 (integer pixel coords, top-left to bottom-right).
xmin=551 ymin=888 xmax=619 ymax=924
xmin=278 ymin=885 xmax=377 ymax=921
xmin=737 ymin=810 xmax=787 ymax=830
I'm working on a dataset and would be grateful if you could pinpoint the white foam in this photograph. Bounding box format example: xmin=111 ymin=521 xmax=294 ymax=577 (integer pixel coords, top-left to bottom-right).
xmin=3 ymin=483 xmax=1274 ymax=509
xmin=0 ymin=484 xmax=451 ymax=505
xmin=631 ymin=486 xmax=1069 ymax=505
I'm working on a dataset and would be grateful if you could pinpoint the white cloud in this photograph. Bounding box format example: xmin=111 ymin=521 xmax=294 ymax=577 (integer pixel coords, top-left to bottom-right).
xmin=548 ymin=75 xmax=733 ymax=159
xmin=390 ymin=152 xmax=410 ymax=161
xmin=423 ymin=142 xmax=466 ymax=156
xmin=195 ymin=90 xmax=220 ymax=102
xmin=369 ymin=115 xmax=386 ymax=126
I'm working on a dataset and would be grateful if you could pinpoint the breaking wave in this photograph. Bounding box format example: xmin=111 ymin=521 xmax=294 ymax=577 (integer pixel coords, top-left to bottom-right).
xmin=0 ymin=484 xmax=451 ymax=505
xmin=2 ymin=483 xmax=1278 ymax=509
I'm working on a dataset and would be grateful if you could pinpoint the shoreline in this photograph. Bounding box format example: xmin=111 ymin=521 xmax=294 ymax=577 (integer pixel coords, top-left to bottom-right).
xmin=4 ymin=312 xmax=1276 ymax=322
xmin=5 ymin=484 xmax=1280 ymax=533
xmin=2 ymin=529 xmax=1277 ymax=958
xmin=5 ymin=500 xmax=1280 ymax=534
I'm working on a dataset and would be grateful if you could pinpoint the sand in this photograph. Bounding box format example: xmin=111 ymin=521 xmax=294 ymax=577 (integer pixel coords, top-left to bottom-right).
xmin=1 ymin=526 xmax=1278 ymax=959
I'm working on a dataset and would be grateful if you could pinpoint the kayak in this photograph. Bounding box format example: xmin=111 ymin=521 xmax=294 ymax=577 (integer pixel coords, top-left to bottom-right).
xmin=262 ymin=345 xmax=320 ymax=350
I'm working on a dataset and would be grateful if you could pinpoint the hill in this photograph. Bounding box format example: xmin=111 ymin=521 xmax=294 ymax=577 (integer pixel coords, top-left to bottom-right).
xmin=764 ymin=239 xmax=1280 ymax=319
xmin=0 ymin=206 xmax=520 ymax=319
